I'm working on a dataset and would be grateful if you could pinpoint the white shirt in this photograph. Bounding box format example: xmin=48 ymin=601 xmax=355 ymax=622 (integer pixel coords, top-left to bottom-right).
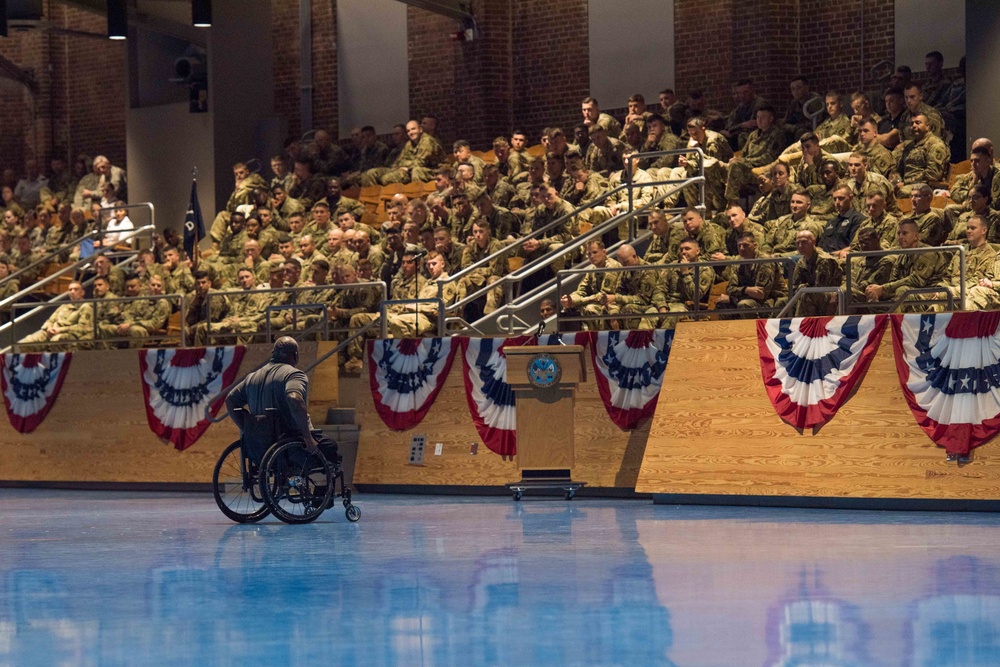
xmin=105 ymin=215 xmax=135 ymax=246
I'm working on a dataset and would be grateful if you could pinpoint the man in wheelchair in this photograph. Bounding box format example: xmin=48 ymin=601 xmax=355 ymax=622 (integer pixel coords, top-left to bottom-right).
xmin=225 ymin=336 xmax=339 ymax=482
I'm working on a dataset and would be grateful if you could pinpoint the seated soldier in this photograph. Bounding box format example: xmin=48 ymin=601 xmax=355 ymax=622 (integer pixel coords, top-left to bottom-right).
xmin=863 ymin=219 xmax=951 ymax=311
xmin=844 ymin=228 xmax=894 ymax=311
xmin=345 ymin=246 xmax=428 ymax=373
xmin=482 ymin=163 xmax=518 ymax=209
xmin=655 ymin=238 xmax=716 ymax=329
xmin=581 ymin=96 xmax=623 ymax=139
xmin=209 ymin=267 xmax=268 ymax=344
xmin=288 ymin=157 xmax=328 ymax=210
xmin=892 ymin=113 xmax=949 ymax=196
xmin=788 ymin=132 xmax=834 ymax=187
xmin=852 ymin=118 xmax=895 ymax=178
xmin=899 ymin=184 xmax=946 ymax=246
xmin=665 ymin=207 xmax=726 ymax=263
xmin=716 ymin=231 xmax=783 ymax=318
xmin=584 ymin=125 xmax=625 ymax=178
xmin=662 ymin=116 xmax=733 ymax=214
xmin=453 ymin=141 xmax=485 ymax=183
xmin=804 ymin=159 xmax=843 ymax=218
xmin=473 ymin=187 xmax=518 ymax=244
xmin=847 ymin=91 xmax=881 ymax=145
xmin=318 ymin=176 xmax=365 ymax=220
xmin=518 ymin=185 xmax=575 ymax=274
xmin=155 ymin=245 xmax=195 ymax=296
xmin=790 ymin=230 xmax=843 ymax=317
xmin=432 ymin=225 xmax=465 ymax=275
xmin=586 ymin=152 xmax=654 ymax=244
xmin=814 ymin=91 xmax=853 ymax=149
xmin=712 ymin=204 xmax=766 ymax=266
xmin=210 ymin=161 xmax=268 ymax=243
xmin=0 ymin=259 xmax=17 ymax=324
xmin=598 ymin=244 xmax=663 ymax=331
xmin=944 ymin=144 xmax=1000 ymax=232
xmin=643 ymin=209 xmax=673 ymax=264
xmin=327 ymin=263 xmax=380 ymax=352
xmin=294 ymin=234 xmax=327 ymax=280
xmin=747 ymin=161 xmax=793 ymax=226
xmin=185 ymin=270 xmax=230 ymax=346
xmin=383 ymin=250 xmax=459 ymax=340
xmin=725 ymin=103 xmax=786 ymax=204
xmin=817 ymin=184 xmax=867 ymax=260
xmin=561 ymin=239 xmax=621 ymax=331
xmin=447 ymin=192 xmax=477 ymax=244
xmin=19 ymin=281 xmax=93 ymax=350
xmin=845 ymin=152 xmax=900 ymax=217
xmin=948 ymin=214 xmax=1000 ymax=311
xmin=98 ymin=273 xmax=172 ymax=348
xmin=458 ymin=218 xmax=509 ymax=318
xmin=361 ymin=120 xmax=445 ymax=186
xmin=853 ymin=193 xmax=900 ymax=250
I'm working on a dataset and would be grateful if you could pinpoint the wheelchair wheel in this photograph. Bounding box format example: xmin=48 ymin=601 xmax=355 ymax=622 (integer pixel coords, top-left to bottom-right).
xmin=212 ymin=441 xmax=270 ymax=523
xmin=345 ymin=504 xmax=361 ymax=522
xmin=259 ymin=441 xmax=334 ymax=524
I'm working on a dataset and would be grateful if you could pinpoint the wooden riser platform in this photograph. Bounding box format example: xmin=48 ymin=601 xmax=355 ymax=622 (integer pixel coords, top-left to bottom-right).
xmin=636 ymin=320 xmax=1000 ymax=508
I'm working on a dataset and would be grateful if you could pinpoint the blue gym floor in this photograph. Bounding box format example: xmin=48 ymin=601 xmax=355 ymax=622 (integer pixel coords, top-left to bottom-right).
xmin=3 ymin=490 xmax=1000 ymax=666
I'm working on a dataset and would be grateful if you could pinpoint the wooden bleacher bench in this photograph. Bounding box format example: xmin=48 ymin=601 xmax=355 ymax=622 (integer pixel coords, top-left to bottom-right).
xmin=526 ymin=144 xmax=546 ymax=157
xmin=360 ymin=211 xmax=379 ymax=229
xmin=359 ymin=185 xmax=381 ymax=214
xmin=402 ymin=182 xmax=425 ymax=199
xmin=342 ymin=184 xmax=361 ymax=200
xmin=423 ymin=181 xmax=437 ymax=196
xmin=482 ymin=149 xmax=497 ymax=164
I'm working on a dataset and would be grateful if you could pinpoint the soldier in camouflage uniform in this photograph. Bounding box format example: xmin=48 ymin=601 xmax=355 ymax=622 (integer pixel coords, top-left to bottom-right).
xmin=210 ymin=162 xmax=268 ymax=243
xmin=345 ymin=247 xmax=428 ymax=371
xmin=725 ymin=104 xmax=787 ymax=202
xmin=458 ymin=218 xmax=508 ymax=315
xmin=185 ymin=270 xmax=230 ymax=346
xmin=206 ymin=268 xmax=269 ymax=344
xmin=893 ymin=114 xmax=950 ymax=196
xmin=790 ymin=230 xmax=843 ymax=317
xmin=600 ymin=244 xmax=663 ymax=331
xmin=844 ymin=228 xmax=893 ymax=310
xmin=814 ymin=92 xmax=853 ymax=148
xmin=643 ymin=210 xmax=674 ymax=265
xmin=748 ymin=162 xmax=794 ymax=226
xmin=155 ymin=246 xmax=195 ymax=296
xmin=665 ymin=208 xmax=726 ymax=263
xmin=948 ymin=215 xmax=1000 ymax=311
xmin=945 ymin=144 xmax=1000 ymax=231
xmin=863 ymin=220 xmax=951 ymax=311
xmin=853 ymin=194 xmax=900 ymax=250
xmin=362 ymin=120 xmax=445 ymax=186
xmin=0 ymin=260 xmax=18 ymax=324
xmin=853 ymin=119 xmax=895 ymax=178
xmin=900 ymin=184 xmax=947 ymax=247
xmin=519 ymin=186 xmax=575 ymax=271
xmin=19 ymin=281 xmax=93 ymax=350
xmin=900 ymin=83 xmax=947 ymax=147
xmin=98 ymin=275 xmax=172 ymax=348
xmin=384 ymin=251 xmax=459 ymax=338
xmin=562 ymin=239 xmax=621 ymax=331
xmin=662 ymin=117 xmax=734 ymax=214
xmin=288 ymin=157 xmax=328 ymax=211
xmin=581 ymin=97 xmax=622 ymax=140
xmin=716 ymin=231 xmax=783 ymax=318
xmin=655 ymin=239 xmax=716 ymax=329
xmin=584 ymin=125 xmax=626 ymax=178
xmin=845 ymin=153 xmax=901 ymax=217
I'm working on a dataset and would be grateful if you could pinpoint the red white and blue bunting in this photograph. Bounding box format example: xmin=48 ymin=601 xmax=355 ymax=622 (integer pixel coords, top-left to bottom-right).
xmin=891 ymin=312 xmax=1000 ymax=456
xmin=758 ymin=315 xmax=887 ymax=430
xmin=459 ymin=336 xmax=534 ymax=457
xmin=589 ymin=330 xmax=673 ymax=430
xmin=0 ymin=352 xmax=73 ymax=434
xmin=138 ymin=346 xmax=246 ymax=451
xmin=367 ymin=337 xmax=458 ymax=431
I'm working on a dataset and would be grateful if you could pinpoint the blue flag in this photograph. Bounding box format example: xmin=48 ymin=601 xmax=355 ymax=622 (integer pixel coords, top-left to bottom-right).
xmin=183 ymin=179 xmax=204 ymax=262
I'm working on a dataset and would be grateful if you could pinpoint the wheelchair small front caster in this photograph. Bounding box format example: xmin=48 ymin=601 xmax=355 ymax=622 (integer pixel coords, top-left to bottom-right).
xmin=345 ymin=504 xmax=361 ymax=522
xmin=513 ymin=490 xmax=523 ymax=501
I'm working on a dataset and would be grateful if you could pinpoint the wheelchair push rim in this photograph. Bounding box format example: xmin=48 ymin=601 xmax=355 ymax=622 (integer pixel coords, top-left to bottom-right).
xmin=259 ymin=441 xmax=335 ymax=524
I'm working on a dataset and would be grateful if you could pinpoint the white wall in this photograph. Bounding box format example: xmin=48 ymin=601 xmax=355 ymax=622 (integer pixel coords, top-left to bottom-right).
xmin=967 ymin=0 xmax=998 ymax=151
xmin=895 ymin=0 xmax=965 ymax=70
xmin=337 ymin=0 xmax=409 ymax=136
xmin=126 ymin=102 xmax=215 ymax=234
xmin=588 ymin=0 xmax=674 ymax=109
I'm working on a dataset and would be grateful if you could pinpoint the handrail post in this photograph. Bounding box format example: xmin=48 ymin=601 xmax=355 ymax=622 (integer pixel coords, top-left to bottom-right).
xmin=845 ymin=253 xmax=854 ymax=313
xmin=959 ymin=246 xmax=967 ymax=310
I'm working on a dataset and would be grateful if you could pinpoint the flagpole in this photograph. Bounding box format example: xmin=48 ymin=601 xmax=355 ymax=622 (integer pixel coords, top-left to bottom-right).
xmin=191 ymin=166 xmax=200 ymax=271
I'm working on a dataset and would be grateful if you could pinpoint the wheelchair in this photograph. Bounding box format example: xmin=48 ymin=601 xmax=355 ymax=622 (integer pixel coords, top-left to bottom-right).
xmin=212 ymin=409 xmax=360 ymax=524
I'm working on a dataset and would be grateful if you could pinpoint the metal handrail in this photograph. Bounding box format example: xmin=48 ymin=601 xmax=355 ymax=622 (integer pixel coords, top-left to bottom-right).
xmin=92 ymin=202 xmax=156 ymax=248
xmin=263 ymin=303 xmax=329 ymax=342
xmin=777 ymin=287 xmax=846 ymax=317
xmin=441 ymin=147 xmax=707 ymax=290
xmin=204 ymin=280 xmax=386 ymax=345
xmin=555 ymin=255 xmax=797 ymax=330
xmin=11 ymin=291 xmax=183 ymax=352
xmin=844 ymin=244 xmax=965 ymax=313
xmin=378 ymin=298 xmax=445 ymax=339
xmin=443 ymin=176 xmax=703 ymax=332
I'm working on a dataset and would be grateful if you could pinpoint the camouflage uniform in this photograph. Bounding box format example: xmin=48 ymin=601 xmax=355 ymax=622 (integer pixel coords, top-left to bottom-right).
xmin=481 ymin=205 xmax=519 ymax=241
xmin=900 ymin=209 xmax=947 ymax=247
xmin=893 ymin=133 xmax=950 ymax=195
xmin=210 ymin=173 xmax=268 ymax=242
xmin=664 ymin=222 xmax=726 ymax=263
xmin=725 ymin=126 xmax=786 ymax=201
xmin=721 ymin=255 xmax=783 ymax=318
xmin=19 ymin=301 xmax=94 ymax=350
xmin=790 ymin=250 xmax=843 ymax=317
xmin=185 ymin=289 xmax=230 ymax=346
xmin=595 ymin=112 xmax=622 ymax=139
xmin=875 ymin=245 xmax=951 ymax=308
xmin=845 ymin=254 xmax=894 ymax=306
xmin=853 ymin=140 xmax=895 ymax=178
xmin=607 ymin=260 xmax=664 ymax=330
xmin=459 ymin=238 xmax=508 ymax=314
xmin=761 ymin=213 xmax=826 ymax=256
xmin=585 ymin=139 xmax=626 ymax=178
xmin=573 ymin=257 xmax=622 ymax=330
xmin=656 ymin=262 xmax=715 ymax=329
xmin=663 ymin=130 xmax=733 ymax=214
xmin=99 ymin=296 xmax=172 ymax=347
xmin=348 ymin=272 xmax=428 ymax=360
xmin=747 ymin=186 xmax=793 ymax=226
xmin=899 ymin=103 xmax=947 ymax=144
xmin=852 ymin=212 xmax=900 ymax=250
xmin=206 ymin=288 xmax=267 ymax=344
xmin=815 ymin=114 xmax=852 ymax=141
xmin=847 ymin=172 xmax=901 ymax=217
xmin=951 ymin=243 xmax=1000 ymax=311
xmin=365 ymin=133 xmax=446 ymax=186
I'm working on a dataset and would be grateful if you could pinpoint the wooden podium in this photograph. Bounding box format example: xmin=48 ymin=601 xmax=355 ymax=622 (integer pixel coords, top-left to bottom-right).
xmin=505 ymin=345 xmax=587 ymax=500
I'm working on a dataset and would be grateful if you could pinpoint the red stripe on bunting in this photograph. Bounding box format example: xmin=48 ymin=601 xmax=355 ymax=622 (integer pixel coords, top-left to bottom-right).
xmin=366 ymin=338 xmax=458 ymax=431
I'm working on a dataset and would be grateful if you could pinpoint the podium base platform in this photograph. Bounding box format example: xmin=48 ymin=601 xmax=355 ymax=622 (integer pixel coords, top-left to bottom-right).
xmin=508 ymin=471 xmax=585 ymax=501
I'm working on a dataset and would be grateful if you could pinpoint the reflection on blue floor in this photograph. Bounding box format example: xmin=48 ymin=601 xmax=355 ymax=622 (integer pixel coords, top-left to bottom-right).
xmin=3 ymin=490 xmax=1000 ymax=665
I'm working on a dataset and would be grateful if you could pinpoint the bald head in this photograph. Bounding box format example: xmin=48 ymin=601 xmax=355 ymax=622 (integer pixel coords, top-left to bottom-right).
xmin=617 ymin=244 xmax=638 ymax=266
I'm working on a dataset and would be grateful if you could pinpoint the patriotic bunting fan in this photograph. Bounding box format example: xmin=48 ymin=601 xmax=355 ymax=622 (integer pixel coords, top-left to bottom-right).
xmin=891 ymin=312 xmax=1000 ymax=456
xmin=367 ymin=337 xmax=457 ymax=430
xmin=460 ymin=336 xmax=533 ymax=457
xmin=589 ymin=330 xmax=672 ymax=429
xmin=758 ymin=315 xmax=887 ymax=430
xmin=139 ymin=347 xmax=246 ymax=451
xmin=0 ymin=352 xmax=73 ymax=433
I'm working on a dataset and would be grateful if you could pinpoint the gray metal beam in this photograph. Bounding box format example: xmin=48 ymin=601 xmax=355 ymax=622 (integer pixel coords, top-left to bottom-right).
xmin=53 ymin=0 xmax=206 ymax=46
xmin=395 ymin=0 xmax=472 ymax=22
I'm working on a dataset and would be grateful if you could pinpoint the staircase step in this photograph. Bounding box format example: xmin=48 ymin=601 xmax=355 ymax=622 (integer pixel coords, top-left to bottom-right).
xmin=326 ymin=408 xmax=356 ymax=425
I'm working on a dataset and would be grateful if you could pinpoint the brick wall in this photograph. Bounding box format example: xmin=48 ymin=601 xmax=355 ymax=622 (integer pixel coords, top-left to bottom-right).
xmin=272 ymin=0 xmax=339 ymax=143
